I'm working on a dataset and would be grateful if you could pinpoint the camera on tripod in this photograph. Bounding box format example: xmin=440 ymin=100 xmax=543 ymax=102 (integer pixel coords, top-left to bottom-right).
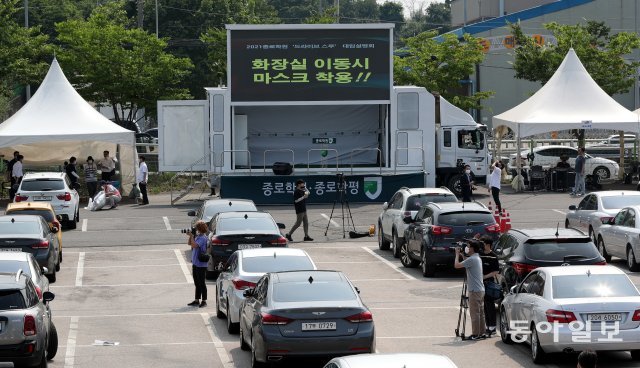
xmin=181 ymin=227 xmax=196 ymax=236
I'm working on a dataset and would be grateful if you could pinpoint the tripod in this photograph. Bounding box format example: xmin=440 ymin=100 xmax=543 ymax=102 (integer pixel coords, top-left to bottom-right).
xmin=324 ymin=176 xmax=356 ymax=238
xmin=455 ymin=273 xmax=469 ymax=340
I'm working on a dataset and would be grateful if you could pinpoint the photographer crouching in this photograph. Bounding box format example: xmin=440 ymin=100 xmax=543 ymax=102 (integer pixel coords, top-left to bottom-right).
xmin=454 ymin=239 xmax=486 ymax=340
xmin=187 ymin=221 xmax=209 ymax=308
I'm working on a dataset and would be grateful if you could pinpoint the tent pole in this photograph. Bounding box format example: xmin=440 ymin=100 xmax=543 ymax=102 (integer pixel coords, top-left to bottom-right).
xmin=516 ymin=125 xmax=522 ymax=192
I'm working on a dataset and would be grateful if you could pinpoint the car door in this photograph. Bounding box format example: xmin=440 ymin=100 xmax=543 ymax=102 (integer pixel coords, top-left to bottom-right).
xmin=241 ymin=275 xmax=267 ymax=337
xmin=578 ymin=195 xmax=597 ymax=232
xmin=619 ymin=208 xmax=640 ymax=257
xmin=217 ymin=253 xmax=238 ymax=311
xmin=382 ymin=192 xmax=400 ymax=236
xmin=520 ymin=272 xmax=545 ymax=327
xmin=411 ymin=207 xmax=433 ymax=258
xmin=608 ymin=209 xmax=629 ymax=257
xmin=508 ymin=272 xmax=535 ymax=326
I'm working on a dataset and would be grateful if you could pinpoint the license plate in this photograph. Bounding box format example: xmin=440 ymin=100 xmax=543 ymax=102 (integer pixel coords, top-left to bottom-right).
xmin=33 ymin=196 xmax=51 ymax=201
xmin=0 ymin=248 xmax=22 ymax=252
xmin=238 ymin=244 xmax=261 ymax=250
xmin=302 ymin=322 xmax=336 ymax=331
xmin=587 ymin=313 xmax=622 ymax=322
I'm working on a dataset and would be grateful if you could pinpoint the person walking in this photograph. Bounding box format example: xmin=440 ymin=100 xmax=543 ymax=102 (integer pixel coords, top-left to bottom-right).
xmin=454 ymin=240 xmax=486 ymax=340
xmin=488 ymin=161 xmax=503 ymax=213
xmin=479 ymin=235 xmax=499 ymax=336
xmin=460 ymin=164 xmax=474 ymax=202
xmin=187 ymin=221 xmax=209 ymax=308
xmin=65 ymin=156 xmax=80 ymax=188
xmin=10 ymin=154 xmax=23 ymax=201
xmin=571 ymin=147 xmax=586 ymax=197
xmin=285 ymin=179 xmax=313 ymax=242
xmin=137 ymin=156 xmax=149 ymax=205
xmin=98 ymin=150 xmax=117 ymax=181
xmin=83 ymin=156 xmax=98 ymax=199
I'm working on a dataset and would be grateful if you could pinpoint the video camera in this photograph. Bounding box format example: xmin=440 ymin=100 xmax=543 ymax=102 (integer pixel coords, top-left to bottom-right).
xmin=181 ymin=227 xmax=196 ymax=236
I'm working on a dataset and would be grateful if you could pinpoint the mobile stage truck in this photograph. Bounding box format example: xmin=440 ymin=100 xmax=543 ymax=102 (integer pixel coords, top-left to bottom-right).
xmin=158 ymin=24 xmax=488 ymax=205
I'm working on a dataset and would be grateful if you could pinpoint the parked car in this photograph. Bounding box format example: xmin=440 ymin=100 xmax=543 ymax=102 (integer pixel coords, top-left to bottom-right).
xmin=0 ymin=215 xmax=61 ymax=282
xmin=239 ymin=270 xmax=375 ymax=367
xmin=378 ymin=187 xmax=458 ymax=258
xmin=499 ymin=265 xmax=640 ymax=363
xmin=324 ymin=353 xmax=458 ymax=368
xmin=0 ymin=271 xmax=57 ymax=367
xmin=188 ymin=198 xmax=257 ymax=228
xmin=565 ymin=191 xmax=640 ymax=243
xmin=0 ymin=252 xmax=50 ymax=300
xmin=215 ymin=248 xmax=316 ymax=334
xmin=207 ymin=211 xmax=287 ymax=279
xmin=6 ymin=202 xmax=63 ymax=263
xmin=402 ymin=202 xmax=500 ymax=277
xmin=494 ymin=228 xmax=605 ymax=291
xmin=595 ymin=206 xmax=640 ymax=271
xmin=509 ymin=145 xmax=619 ymax=180
xmin=14 ymin=172 xmax=80 ymax=229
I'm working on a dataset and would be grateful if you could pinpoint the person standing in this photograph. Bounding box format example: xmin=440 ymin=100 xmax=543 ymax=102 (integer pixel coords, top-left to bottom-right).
xmin=137 ymin=156 xmax=149 ymax=205
xmin=285 ymin=179 xmax=313 ymax=242
xmin=488 ymin=161 xmax=503 ymax=213
xmin=10 ymin=154 xmax=24 ymax=201
xmin=571 ymin=147 xmax=586 ymax=197
xmin=454 ymin=240 xmax=486 ymax=340
xmin=65 ymin=156 xmax=80 ymax=188
xmin=6 ymin=151 xmax=18 ymax=187
xmin=83 ymin=156 xmax=98 ymax=199
xmin=460 ymin=164 xmax=474 ymax=202
xmin=479 ymin=235 xmax=499 ymax=336
xmin=187 ymin=221 xmax=209 ymax=308
xmin=98 ymin=150 xmax=117 ymax=181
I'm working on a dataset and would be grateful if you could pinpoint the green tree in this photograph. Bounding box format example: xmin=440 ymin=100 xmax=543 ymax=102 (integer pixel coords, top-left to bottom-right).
xmin=304 ymin=7 xmax=339 ymax=24
xmin=379 ymin=2 xmax=404 ymax=25
xmin=18 ymin=0 xmax=97 ymax=38
xmin=339 ymin=0 xmax=379 ymax=23
xmin=399 ymin=1 xmax=450 ymax=40
xmin=56 ymin=2 xmax=193 ymax=126
xmin=394 ymin=31 xmax=493 ymax=111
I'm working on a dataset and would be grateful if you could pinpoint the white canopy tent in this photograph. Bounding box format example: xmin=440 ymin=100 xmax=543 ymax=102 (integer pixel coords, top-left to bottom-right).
xmin=0 ymin=59 xmax=137 ymax=193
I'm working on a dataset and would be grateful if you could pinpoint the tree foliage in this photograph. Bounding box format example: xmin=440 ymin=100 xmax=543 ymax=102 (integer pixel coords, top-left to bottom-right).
xmin=394 ymin=32 xmax=493 ymax=111
xmin=56 ymin=2 xmax=193 ymax=125
xmin=400 ymin=0 xmax=450 ymax=39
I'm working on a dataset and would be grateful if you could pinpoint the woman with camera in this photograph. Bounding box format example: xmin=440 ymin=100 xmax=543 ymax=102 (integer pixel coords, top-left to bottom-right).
xmin=187 ymin=221 xmax=209 ymax=308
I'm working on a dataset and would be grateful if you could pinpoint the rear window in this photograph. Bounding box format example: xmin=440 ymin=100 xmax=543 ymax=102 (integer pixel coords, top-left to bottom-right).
xmin=0 ymin=261 xmax=31 ymax=277
xmin=242 ymin=256 xmax=314 ymax=273
xmin=552 ymin=274 xmax=639 ymax=298
xmin=204 ymin=202 xmax=257 ymax=221
xmin=20 ymin=179 xmax=65 ymax=192
xmin=601 ymin=196 xmax=640 ymax=210
xmin=273 ymin=281 xmax=357 ymax=302
xmin=218 ymin=217 xmax=276 ymax=232
xmin=438 ymin=212 xmax=494 ymax=226
xmin=524 ymin=241 xmax=600 ymax=261
xmin=6 ymin=210 xmax=54 ymax=222
xmin=0 ymin=221 xmax=41 ymax=234
xmin=0 ymin=290 xmax=25 ymax=310
xmin=406 ymin=194 xmax=456 ymax=211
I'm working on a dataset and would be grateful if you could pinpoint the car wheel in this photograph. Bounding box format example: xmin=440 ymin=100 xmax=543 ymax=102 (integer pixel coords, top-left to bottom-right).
xmin=75 ymin=208 xmax=80 ymax=223
xmin=499 ymin=308 xmax=513 ymax=344
xmin=46 ymin=267 xmax=56 ymax=283
xmin=377 ymin=222 xmax=390 ymax=250
xmin=392 ymin=230 xmax=402 ymax=258
xmin=251 ymin=335 xmax=267 ymax=368
xmin=239 ymin=323 xmax=250 ymax=351
xmin=421 ymin=248 xmax=435 ymax=277
xmin=588 ymin=226 xmax=596 ymax=244
xmin=400 ymin=242 xmax=418 ymax=268
xmin=597 ymin=236 xmax=612 ymax=263
xmin=215 ymin=286 xmax=224 ymax=319
xmin=55 ymin=256 xmax=60 ymax=272
xmin=46 ymin=322 xmax=58 ymax=360
xmin=530 ymin=324 xmax=547 ymax=364
xmin=564 ymin=219 xmax=569 ymax=229
xmin=593 ymin=166 xmax=610 ymax=180
xmin=631 ymin=350 xmax=640 ymax=360
xmin=67 ymin=218 xmax=77 ymax=230
xmin=226 ymin=298 xmax=239 ymax=334
xmin=627 ymin=246 xmax=640 ymax=272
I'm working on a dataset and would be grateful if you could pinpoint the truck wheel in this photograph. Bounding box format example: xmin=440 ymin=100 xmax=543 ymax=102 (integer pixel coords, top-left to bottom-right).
xmin=448 ymin=175 xmax=463 ymax=197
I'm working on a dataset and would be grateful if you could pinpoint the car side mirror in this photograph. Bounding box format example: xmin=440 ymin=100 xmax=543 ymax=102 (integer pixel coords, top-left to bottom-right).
xmin=568 ymin=205 xmax=577 ymax=211
xmin=277 ymin=223 xmax=286 ymax=229
xmin=187 ymin=210 xmax=196 ymax=217
xmin=42 ymin=267 xmax=48 ymax=274
xmin=382 ymin=202 xmax=388 ymax=210
xmin=354 ymin=286 xmax=360 ymax=294
xmin=42 ymin=291 xmax=55 ymax=303
xmin=243 ymin=288 xmax=254 ymax=298
xmin=609 ymin=218 xmax=616 ymax=225
xmin=510 ymin=285 xmax=517 ymax=295
xmin=51 ymin=227 xmax=59 ymax=234
xmin=56 ymin=215 xmax=63 ymax=221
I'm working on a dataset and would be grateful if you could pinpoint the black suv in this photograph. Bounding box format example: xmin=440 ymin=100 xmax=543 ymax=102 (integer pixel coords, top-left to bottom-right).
xmin=402 ymin=202 xmax=500 ymax=277
xmin=494 ymin=228 xmax=606 ymax=290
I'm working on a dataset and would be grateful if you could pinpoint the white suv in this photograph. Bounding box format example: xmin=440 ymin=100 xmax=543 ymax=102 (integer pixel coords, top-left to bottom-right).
xmin=378 ymin=187 xmax=458 ymax=258
xmin=14 ymin=173 xmax=80 ymax=229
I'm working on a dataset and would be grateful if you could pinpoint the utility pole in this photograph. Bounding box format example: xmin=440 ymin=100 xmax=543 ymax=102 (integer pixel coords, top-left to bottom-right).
xmin=335 ymin=0 xmax=339 ymax=23
xmin=155 ymin=0 xmax=158 ymax=37
xmin=137 ymin=0 xmax=144 ymax=29
xmin=24 ymin=0 xmax=31 ymax=100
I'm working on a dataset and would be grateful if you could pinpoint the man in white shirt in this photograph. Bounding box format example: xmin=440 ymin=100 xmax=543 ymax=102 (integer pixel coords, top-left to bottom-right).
xmin=488 ymin=160 xmax=503 ymax=214
xmin=10 ymin=155 xmax=23 ymax=201
xmin=137 ymin=155 xmax=149 ymax=205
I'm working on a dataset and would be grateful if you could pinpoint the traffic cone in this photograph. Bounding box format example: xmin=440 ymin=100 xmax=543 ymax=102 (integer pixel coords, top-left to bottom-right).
xmin=494 ymin=206 xmax=501 ymax=225
xmin=500 ymin=209 xmax=507 ymax=233
xmin=505 ymin=211 xmax=512 ymax=232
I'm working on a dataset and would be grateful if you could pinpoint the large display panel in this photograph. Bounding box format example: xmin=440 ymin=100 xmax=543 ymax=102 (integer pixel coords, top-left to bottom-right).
xmin=228 ymin=26 xmax=392 ymax=103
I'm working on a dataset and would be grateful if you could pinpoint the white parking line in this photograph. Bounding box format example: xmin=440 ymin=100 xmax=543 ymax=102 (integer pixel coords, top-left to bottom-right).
xmin=370 ymin=306 xmax=457 ymax=310
xmin=315 ymin=261 xmax=380 ymax=264
xmin=51 ymin=281 xmax=190 ymax=288
xmin=377 ymin=335 xmax=453 ymax=339
xmin=202 ymin=313 xmax=234 ymax=368
xmin=82 ymin=263 xmax=180 ymax=269
xmin=552 ymin=209 xmax=567 ymax=215
xmin=174 ymin=249 xmax=192 ymax=283
xmin=75 ymin=252 xmax=85 ymax=287
xmin=64 ymin=249 xmax=179 ymax=254
xmin=81 ymin=219 xmax=87 ymax=232
xmin=163 ymin=216 xmax=172 ymax=230
xmin=361 ymin=247 xmax=417 ymax=281
xmin=64 ymin=316 xmax=79 ymax=368
xmin=320 ymin=213 xmax=339 ymax=228
xmin=56 ymin=311 xmax=205 ymax=318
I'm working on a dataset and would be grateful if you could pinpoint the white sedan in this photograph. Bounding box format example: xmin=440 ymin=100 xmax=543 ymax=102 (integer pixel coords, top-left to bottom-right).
xmin=324 ymin=353 xmax=458 ymax=368
xmin=499 ymin=265 xmax=640 ymax=363
xmin=595 ymin=206 xmax=640 ymax=271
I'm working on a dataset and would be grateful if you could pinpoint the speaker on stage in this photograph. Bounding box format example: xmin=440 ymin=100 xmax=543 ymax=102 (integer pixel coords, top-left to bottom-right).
xmin=272 ymin=162 xmax=293 ymax=175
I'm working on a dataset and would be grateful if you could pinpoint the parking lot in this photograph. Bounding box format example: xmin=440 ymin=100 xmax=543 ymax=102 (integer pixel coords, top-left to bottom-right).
xmin=31 ymin=190 xmax=640 ymax=368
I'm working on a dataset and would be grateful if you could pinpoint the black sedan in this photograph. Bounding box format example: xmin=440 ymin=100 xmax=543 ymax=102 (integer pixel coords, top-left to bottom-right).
xmin=189 ymin=198 xmax=257 ymax=228
xmin=0 ymin=215 xmax=60 ymax=282
xmin=239 ymin=270 xmax=375 ymax=367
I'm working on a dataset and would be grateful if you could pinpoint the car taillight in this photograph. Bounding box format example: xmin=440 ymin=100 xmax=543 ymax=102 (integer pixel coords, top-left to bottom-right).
xmin=345 ymin=310 xmax=373 ymax=323
xmin=512 ymin=262 xmax=538 ymax=276
xmin=23 ymin=315 xmax=36 ymax=336
xmin=31 ymin=240 xmax=49 ymax=249
xmin=485 ymin=224 xmax=501 ymax=233
xmin=431 ymin=226 xmax=452 ymax=235
xmin=632 ymin=309 xmax=640 ymax=321
xmin=261 ymin=313 xmax=292 ymax=325
xmin=232 ymin=279 xmax=256 ymax=290
xmin=269 ymin=236 xmax=287 ymax=245
xmin=56 ymin=192 xmax=71 ymax=201
xmin=15 ymin=195 xmax=28 ymax=202
xmin=600 ymin=216 xmax=613 ymax=224
xmin=546 ymin=309 xmax=577 ymax=323
xmin=211 ymin=237 xmax=229 ymax=246
xmin=35 ymin=286 xmax=42 ymax=300
xmin=595 ymin=261 xmax=607 ymax=265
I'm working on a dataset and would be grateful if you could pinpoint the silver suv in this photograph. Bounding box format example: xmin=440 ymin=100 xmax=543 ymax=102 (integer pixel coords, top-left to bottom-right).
xmin=378 ymin=187 xmax=458 ymax=258
xmin=0 ymin=271 xmax=57 ymax=368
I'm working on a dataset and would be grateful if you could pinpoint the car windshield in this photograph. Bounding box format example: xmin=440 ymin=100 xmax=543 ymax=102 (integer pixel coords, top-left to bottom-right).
xmin=273 ymin=281 xmax=357 ymax=302
xmin=6 ymin=210 xmax=54 ymax=222
xmin=217 ymin=217 xmax=276 ymax=232
xmin=0 ymin=221 xmax=40 ymax=234
xmin=242 ymin=256 xmax=314 ymax=273
xmin=552 ymin=274 xmax=639 ymax=298
xmin=601 ymin=196 xmax=640 ymax=210
xmin=0 ymin=261 xmax=31 ymax=276
xmin=20 ymin=179 xmax=64 ymax=192
xmin=438 ymin=212 xmax=494 ymax=226
xmin=0 ymin=290 xmax=25 ymax=310
xmin=406 ymin=194 xmax=456 ymax=211
xmin=203 ymin=202 xmax=257 ymax=221
xmin=524 ymin=241 xmax=600 ymax=261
